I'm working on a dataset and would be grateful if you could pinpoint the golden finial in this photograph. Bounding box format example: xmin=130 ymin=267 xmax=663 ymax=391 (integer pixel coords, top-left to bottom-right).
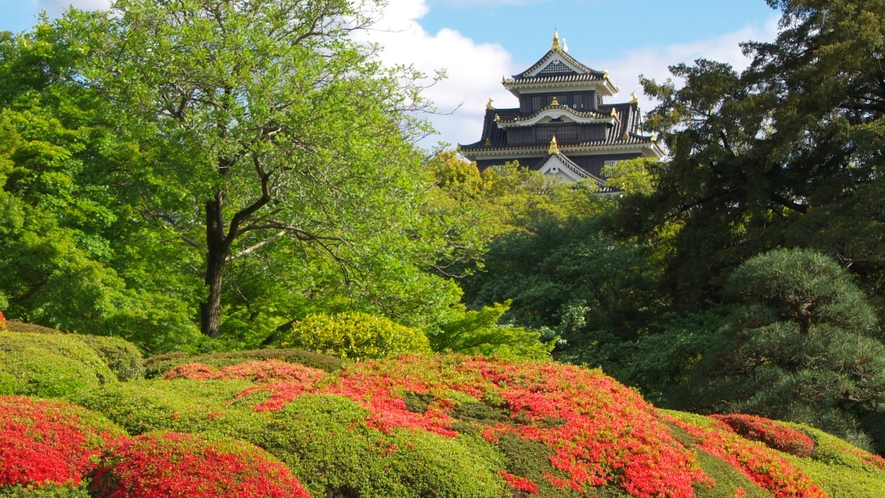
xmin=484 ymin=138 xmax=492 ymax=146
xmin=494 ymin=114 xmax=500 ymax=122
xmin=551 ymin=30 xmax=561 ymax=51
xmin=551 ymin=96 xmax=560 ymax=107
xmin=548 ymin=136 xmax=560 ymax=155
xmin=651 ymin=135 xmax=657 ymax=142
xmin=486 ymin=98 xmax=495 ymax=110
xmin=611 ymin=108 xmax=618 ymax=118
xmin=603 ymin=71 xmax=609 ymax=79
xmin=629 ymin=92 xmax=639 ymax=104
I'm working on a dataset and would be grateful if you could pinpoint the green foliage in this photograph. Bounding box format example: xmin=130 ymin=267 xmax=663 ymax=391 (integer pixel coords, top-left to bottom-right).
xmin=0 ymin=485 xmax=90 ymax=497
xmin=271 ymin=312 xmax=431 ymax=361
xmin=668 ymin=249 xmax=885 ymax=452
xmin=610 ymin=0 xmax=885 ymax=315
xmin=494 ymin=433 xmax=580 ymax=498
xmin=600 ymin=157 xmax=660 ymax=196
xmin=77 ymin=335 xmax=144 ymax=381
xmin=725 ymin=249 xmax=877 ymax=334
xmin=692 ymin=449 xmax=770 ymax=498
xmin=143 ymin=348 xmax=344 ymax=379
xmin=430 ymin=302 xmax=553 ymax=361
xmin=0 ymin=332 xmax=116 ymax=398
xmin=244 ymin=395 xmax=507 ymax=498
xmin=463 ymin=215 xmax=659 ymax=371
xmin=68 ymin=379 xmax=257 ymax=436
xmin=778 ymin=422 xmax=885 ymax=497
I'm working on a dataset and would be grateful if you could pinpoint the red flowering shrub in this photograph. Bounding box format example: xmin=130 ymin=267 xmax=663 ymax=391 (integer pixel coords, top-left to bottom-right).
xmin=90 ymin=432 xmax=310 ymax=498
xmin=164 ymin=360 xmax=325 ymax=384
xmin=0 ymin=312 xmax=6 ymax=331
xmin=314 ymin=356 xmax=707 ymax=498
xmin=664 ymin=413 xmax=825 ymax=498
xmin=500 ymin=470 xmax=539 ymax=494
xmin=0 ymin=396 xmax=124 ymax=488
xmin=712 ymin=414 xmax=815 ymax=457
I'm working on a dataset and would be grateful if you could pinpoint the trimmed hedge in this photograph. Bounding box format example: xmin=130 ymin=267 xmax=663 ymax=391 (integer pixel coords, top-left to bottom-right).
xmin=78 ymin=336 xmax=144 ymax=381
xmin=0 ymin=333 xmax=117 ymax=397
xmin=239 ymin=394 xmax=507 ymax=498
xmin=3 ymin=321 xmax=57 ymax=334
xmin=0 ymin=397 xmax=125 ymax=491
xmin=91 ymin=432 xmax=310 ymax=497
xmin=144 ymin=348 xmax=344 ymax=379
xmin=270 ymin=312 xmax=431 ymax=360
xmin=0 ymin=485 xmax=90 ymax=497
xmin=780 ymin=422 xmax=885 ymax=498
xmin=68 ymin=379 xmax=259 ymax=436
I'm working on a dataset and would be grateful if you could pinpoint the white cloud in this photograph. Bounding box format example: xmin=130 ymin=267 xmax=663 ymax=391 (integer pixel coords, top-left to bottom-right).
xmin=593 ymin=16 xmax=780 ymax=119
xmin=355 ymin=0 xmax=520 ymax=148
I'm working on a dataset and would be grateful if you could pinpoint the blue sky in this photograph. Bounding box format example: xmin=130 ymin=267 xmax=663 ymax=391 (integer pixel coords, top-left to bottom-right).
xmin=1 ymin=0 xmax=780 ymax=147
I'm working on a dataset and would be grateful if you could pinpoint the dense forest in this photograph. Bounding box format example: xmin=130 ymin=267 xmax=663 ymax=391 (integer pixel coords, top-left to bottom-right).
xmin=2 ymin=0 xmax=885 ymax=489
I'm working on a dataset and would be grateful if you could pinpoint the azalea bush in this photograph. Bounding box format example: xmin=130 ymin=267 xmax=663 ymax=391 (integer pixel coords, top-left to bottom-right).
xmin=143 ymin=348 xmax=344 ymax=379
xmin=270 ymin=312 xmax=431 ymax=360
xmin=712 ymin=414 xmax=815 ymax=457
xmin=0 ymin=397 xmax=124 ymax=490
xmin=90 ymin=432 xmax=310 ymax=497
xmin=62 ymin=349 xmax=885 ymax=498
xmin=664 ymin=412 xmax=825 ymax=498
xmin=0 ymin=312 xmax=6 ymax=331
xmin=0 ymin=332 xmax=117 ymax=397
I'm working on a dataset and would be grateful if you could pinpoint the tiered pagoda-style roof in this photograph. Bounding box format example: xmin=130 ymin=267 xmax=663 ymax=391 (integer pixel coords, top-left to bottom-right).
xmin=459 ymin=32 xmax=664 ymax=184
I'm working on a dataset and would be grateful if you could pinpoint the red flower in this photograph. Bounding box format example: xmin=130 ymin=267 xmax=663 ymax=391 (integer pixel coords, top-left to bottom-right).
xmin=711 ymin=414 xmax=815 ymax=457
xmin=90 ymin=432 xmax=311 ymax=498
xmin=664 ymin=414 xmax=825 ymax=498
xmin=0 ymin=396 xmax=123 ymax=488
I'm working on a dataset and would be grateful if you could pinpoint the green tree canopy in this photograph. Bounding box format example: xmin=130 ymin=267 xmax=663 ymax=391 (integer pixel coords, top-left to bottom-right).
xmin=611 ymin=0 xmax=885 ymax=312
xmin=670 ymin=249 xmax=885 ymax=452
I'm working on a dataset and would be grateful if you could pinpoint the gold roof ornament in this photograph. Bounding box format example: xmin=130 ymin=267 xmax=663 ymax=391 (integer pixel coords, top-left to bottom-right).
xmin=603 ymin=71 xmax=609 ymax=79
xmin=629 ymin=92 xmax=639 ymax=104
xmin=486 ymin=98 xmax=495 ymax=110
xmin=494 ymin=114 xmax=500 ymax=122
xmin=611 ymin=107 xmax=619 ymax=120
xmin=623 ymin=133 xmax=630 ymax=141
xmin=548 ymin=135 xmax=560 ymax=155
xmin=651 ymin=135 xmax=657 ymax=142
xmin=484 ymin=138 xmax=492 ymax=146
xmin=551 ymin=96 xmax=560 ymax=106
xmin=551 ymin=30 xmax=561 ymax=51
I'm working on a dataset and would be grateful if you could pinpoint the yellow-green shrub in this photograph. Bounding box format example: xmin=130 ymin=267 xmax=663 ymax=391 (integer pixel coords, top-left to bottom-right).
xmin=0 ymin=332 xmax=117 ymax=398
xmin=271 ymin=312 xmax=431 ymax=360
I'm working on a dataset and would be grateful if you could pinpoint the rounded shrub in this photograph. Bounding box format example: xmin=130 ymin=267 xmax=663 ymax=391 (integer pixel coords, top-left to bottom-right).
xmin=712 ymin=414 xmax=815 ymax=457
xmin=143 ymin=348 xmax=344 ymax=379
xmin=90 ymin=432 xmax=310 ymax=498
xmin=77 ymin=336 xmax=144 ymax=381
xmin=0 ymin=333 xmax=117 ymax=397
xmin=241 ymin=394 xmax=506 ymax=498
xmin=68 ymin=379 xmax=258 ymax=436
xmin=272 ymin=312 xmax=431 ymax=360
xmin=0 ymin=396 xmax=125 ymax=490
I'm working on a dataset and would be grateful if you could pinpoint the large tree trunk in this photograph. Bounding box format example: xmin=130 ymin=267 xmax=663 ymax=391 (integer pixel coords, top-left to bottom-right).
xmin=201 ymin=192 xmax=229 ymax=338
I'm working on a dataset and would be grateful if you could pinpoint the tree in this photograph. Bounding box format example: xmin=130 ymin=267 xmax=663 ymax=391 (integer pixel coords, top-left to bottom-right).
xmin=73 ymin=0 xmax=442 ymax=339
xmin=670 ymin=249 xmax=885 ymax=452
xmin=0 ymin=20 xmax=204 ymax=351
xmin=464 ymin=214 xmax=660 ymax=370
xmin=614 ymin=0 xmax=885 ymax=311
